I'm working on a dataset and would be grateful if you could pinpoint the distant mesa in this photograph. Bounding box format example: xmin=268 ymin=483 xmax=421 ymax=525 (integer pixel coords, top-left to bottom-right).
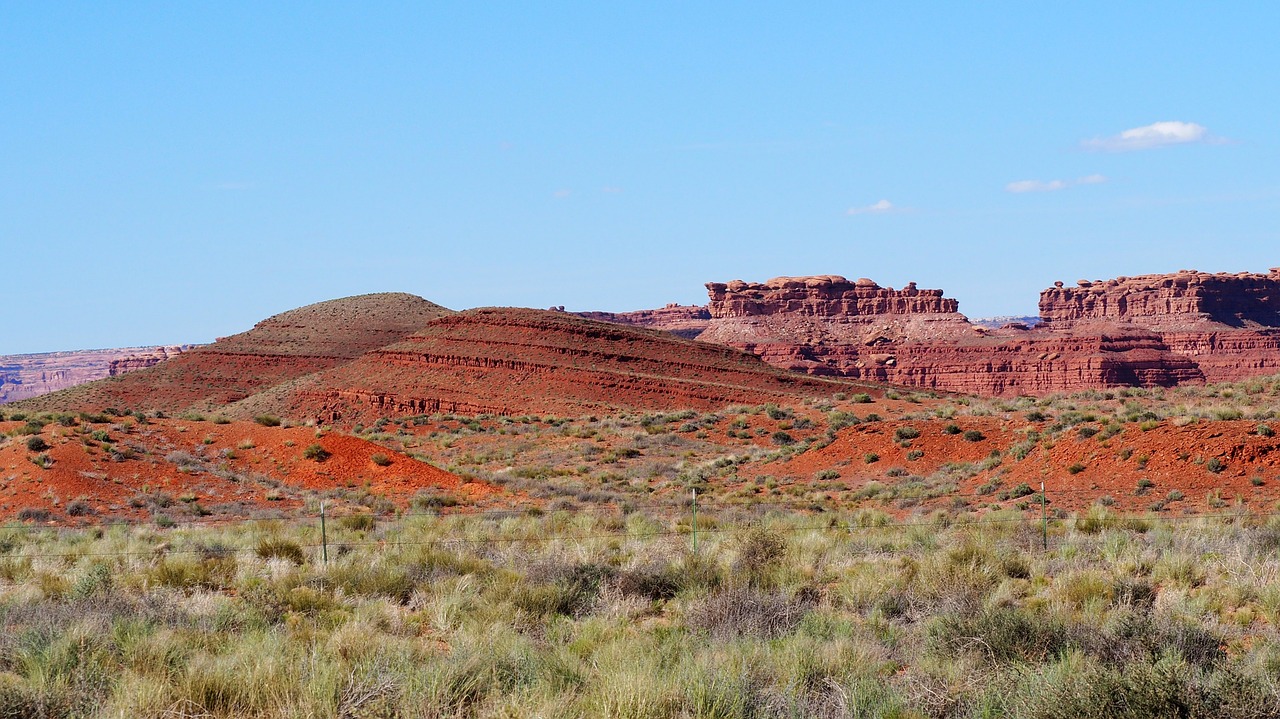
xmin=1 ymin=345 xmax=194 ymax=404
xmin=11 ymin=267 xmax=1280 ymax=413
xmin=580 ymin=268 xmax=1280 ymax=395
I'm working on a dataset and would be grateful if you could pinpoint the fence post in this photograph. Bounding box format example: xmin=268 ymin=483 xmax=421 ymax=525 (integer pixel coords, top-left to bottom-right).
xmin=691 ymin=488 xmax=698 ymax=555
xmin=1041 ymin=482 xmax=1048 ymax=551
xmin=320 ymin=501 xmax=329 ymax=565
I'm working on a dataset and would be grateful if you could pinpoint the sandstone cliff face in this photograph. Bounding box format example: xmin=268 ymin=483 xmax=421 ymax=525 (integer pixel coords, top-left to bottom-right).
xmin=0 ymin=346 xmax=190 ymax=404
xmin=707 ymin=276 xmax=958 ymax=318
xmin=1040 ymin=269 xmax=1280 ymax=329
xmin=588 ymin=269 xmax=1280 ymax=395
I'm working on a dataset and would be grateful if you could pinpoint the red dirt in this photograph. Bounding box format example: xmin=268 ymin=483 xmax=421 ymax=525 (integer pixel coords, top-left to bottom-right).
xmin=0 ymin=418 xmax=493 ymax=524
xmin=755 ymin=417 xmax=1280 ymax=516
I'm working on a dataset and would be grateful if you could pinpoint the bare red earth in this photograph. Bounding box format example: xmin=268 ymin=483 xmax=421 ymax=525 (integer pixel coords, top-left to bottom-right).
xmin=0 ymin=418 xmax=488 ymax=523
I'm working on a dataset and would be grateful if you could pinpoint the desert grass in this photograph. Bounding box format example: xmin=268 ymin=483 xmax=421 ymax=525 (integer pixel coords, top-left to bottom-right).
xmin=3 ymin=508 xmax=1280 ymax=718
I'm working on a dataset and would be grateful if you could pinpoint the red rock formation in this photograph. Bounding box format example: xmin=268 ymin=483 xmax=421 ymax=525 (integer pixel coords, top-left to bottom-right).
xmin=574 ymin=304 xmax=711 ymax=339
xmin=237 ymin=308 xmax=868 ymax=423
xmin=588 ymin=269 xmax=1280 ymax=395
xmin=707 ymin=276 xmax=958 ymax=318
xmin=14 ymin=293 xmax=453 ymax=414
xmin=107 ymin=346 xmax=190 ymax=376
xmin=1040 ymin=269 xmax=1280 ymax=329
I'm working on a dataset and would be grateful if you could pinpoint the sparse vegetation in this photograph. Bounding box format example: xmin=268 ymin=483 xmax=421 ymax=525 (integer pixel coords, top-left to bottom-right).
xmin=0 ymin=512 xmax=1275 ymax=717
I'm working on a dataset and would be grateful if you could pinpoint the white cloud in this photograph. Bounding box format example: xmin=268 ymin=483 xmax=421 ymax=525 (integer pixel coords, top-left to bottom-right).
xmin=1005 ymin=174 xmax=1108 ymax=193
xmin=1082 ymin=121 xmax=1214 ymax=151
xmin=846 ymin=199 xmax=894 ymax=215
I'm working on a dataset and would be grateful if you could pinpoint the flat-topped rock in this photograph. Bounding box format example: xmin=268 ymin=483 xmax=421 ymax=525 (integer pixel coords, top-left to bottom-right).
xmin=1041 ymin=270 xmax=1280 ymax=328
xmin=706 ymin=275 xmax=959 ymax=319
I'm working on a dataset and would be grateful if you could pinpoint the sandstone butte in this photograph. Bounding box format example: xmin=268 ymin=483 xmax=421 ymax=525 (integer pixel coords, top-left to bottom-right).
xmin=14 ymin=297 xmax=876 ymax=422
xmin=580 ymin=268 xmax=1280 ymax=395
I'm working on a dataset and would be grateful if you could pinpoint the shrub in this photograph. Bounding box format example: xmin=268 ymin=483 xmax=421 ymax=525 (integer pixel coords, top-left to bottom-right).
xmin=942 ymin=423 xmax=962 ymax=435
xmin=338 ymin=514 xmax=376 ymax=531
xmin=66 ymin=499 xmax=93 ymax=517
xmin=302 ymin=444 xmax=331 ymax=462
xmin=894 ymin=426 xmax=921 ymax=441
xmin=963 ymin=429 xmax=986 ymax=442
xmin=255 ymin=538 xmax=305 ymax=564
xmin=864 ymin=452 xmax=880 ymax=464
xmin=1067 ymin=463 xmax=1086 ymax=475
xmin=686 ymin=586 xmax=807 ymax=641
xmin=851 ymin=393 xmax=873 ymax=404
xmin=254 ymin=415 xmax=282 ymax=427
xmin=1077 ymin=426 xmax=1099 ymax=439
xmin=928 ymin=606 xmax=1066 ymax=664
xmin=770 ymin=431 xmax=794 ymax=446
xmin=906 ymin=449 xmax=925 ymax=461
xmin=1206 ymin=457 xmax=1226 ymax=474
xmin=25 ymin=436 xmax=49 ymax=452
xmin=814 ymin=469 xmax=840 ymax=481
xmin=370 ymin=453 xmax=392 ymax=466
xmin=1257 ymin=424 xmax=1275 ymax=437
xmin=16 ymin=507 xmax=52 ymax=523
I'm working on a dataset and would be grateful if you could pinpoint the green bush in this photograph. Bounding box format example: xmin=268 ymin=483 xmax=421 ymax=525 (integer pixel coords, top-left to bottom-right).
xmin=253 ymin=415 xmax=282 ymax=427
xmin=302 ymin=443 xmax=331 ymax=462
xmin=894 ymin=426 xmax=921 ymax=441
xmin=25 ymin=436 xmax=49 ymax=452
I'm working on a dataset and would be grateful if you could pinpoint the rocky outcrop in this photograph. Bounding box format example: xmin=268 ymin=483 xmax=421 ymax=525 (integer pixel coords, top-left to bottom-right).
xmin=1040 ymin=269 xmax=1280 ymax=329
xmin=586 ymin=269 xmax=1280 ymax=395
xmin=108 ymin=346 xmax=189 ymax=376
xmin=1 ymin=346 xmax=190 ymax=404
xmin=573 ymin=304 xmax=711 ymax=339
xmin=707 ymin=275 xmax=958 ymax=318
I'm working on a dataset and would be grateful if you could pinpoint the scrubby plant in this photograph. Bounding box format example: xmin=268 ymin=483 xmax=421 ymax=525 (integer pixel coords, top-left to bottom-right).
xmin=302 ymin=443 xmax=331 ymax=462
xmin=254 ymin=414 xmax=282 ymax=427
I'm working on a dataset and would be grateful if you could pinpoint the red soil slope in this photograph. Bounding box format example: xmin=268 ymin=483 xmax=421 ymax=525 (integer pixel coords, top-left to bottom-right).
xmin=0 ymin=417 xmax=489 ymax=523
xmin=231 ymin=308 xmax=874 ymax=423
xmin=762 ymin=417 xmax=1280 ymax=516
xmin=14 ymin=293 xmax=452 ymax=416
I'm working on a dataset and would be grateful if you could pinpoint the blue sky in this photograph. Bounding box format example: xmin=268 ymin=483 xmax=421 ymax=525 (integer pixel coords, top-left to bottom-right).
xmin=2 ymin=3 xmax=1277 ymax=353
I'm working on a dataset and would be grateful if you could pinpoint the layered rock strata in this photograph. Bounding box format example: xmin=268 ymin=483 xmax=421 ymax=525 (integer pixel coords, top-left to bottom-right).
xmin=234 ymin=308 xmax=867 ymax=423
xmin=589 ymin=269 xmax=1280 ymax=395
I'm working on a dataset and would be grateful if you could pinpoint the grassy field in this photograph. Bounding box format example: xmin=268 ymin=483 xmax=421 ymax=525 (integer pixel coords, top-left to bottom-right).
xmin=4 ymin=507 xmax=1280 ymax=718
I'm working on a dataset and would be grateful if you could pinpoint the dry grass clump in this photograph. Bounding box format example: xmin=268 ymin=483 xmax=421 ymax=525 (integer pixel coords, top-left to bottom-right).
xmin=2 ymin=511 xmax=1280 ymax=717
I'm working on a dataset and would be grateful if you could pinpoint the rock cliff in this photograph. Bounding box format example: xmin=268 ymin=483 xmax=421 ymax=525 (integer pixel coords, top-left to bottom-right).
xmin=1040 ymin=269 xmax=1280 ymax=329
xmin=586 ymin=269 xmax=1280 ymax=395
